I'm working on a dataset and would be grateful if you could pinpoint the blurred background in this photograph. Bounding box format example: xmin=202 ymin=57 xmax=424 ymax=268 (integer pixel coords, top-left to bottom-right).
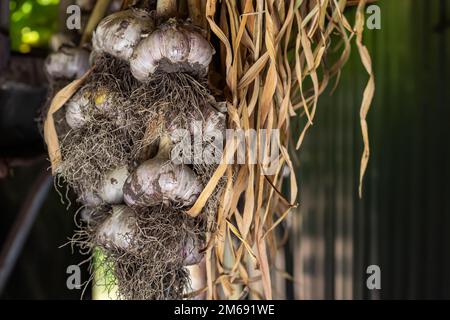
xmin=0 ymin=0 xmax=449 ymax=299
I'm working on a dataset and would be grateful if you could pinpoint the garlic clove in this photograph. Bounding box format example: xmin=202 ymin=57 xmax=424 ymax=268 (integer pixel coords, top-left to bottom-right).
xmin=99 ymin=165 xmax=129 ymax=204
xmin=44 ymin=46 xmax=90 ymax=80
xmin=123 ymin=158 xmax=203 ymax=207
xmin=92 ymin=9 xmax=155 ymax=62
xmin=97 ymin=205 xmax=137 ymax=250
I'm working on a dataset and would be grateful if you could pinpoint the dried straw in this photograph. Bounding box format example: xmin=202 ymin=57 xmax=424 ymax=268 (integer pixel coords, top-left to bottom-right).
xmin=185 ymin=0 xmax=375 ymax=299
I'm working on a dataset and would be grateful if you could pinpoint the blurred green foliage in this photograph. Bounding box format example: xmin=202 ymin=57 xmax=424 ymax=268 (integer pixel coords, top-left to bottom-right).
xmin=9 ymin=0 xmax=60 ymax=53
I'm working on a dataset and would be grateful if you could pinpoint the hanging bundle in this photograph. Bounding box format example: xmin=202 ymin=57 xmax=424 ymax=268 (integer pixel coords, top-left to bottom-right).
xmin=45 ymin=0 xmax=226 ymax=300
xmin=44 ymin=0 xmax=375 ymax=300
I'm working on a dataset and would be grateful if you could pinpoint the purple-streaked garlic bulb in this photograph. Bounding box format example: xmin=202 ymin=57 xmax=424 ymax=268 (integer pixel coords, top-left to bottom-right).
xmin=123 ymin=157 xmax=203 ymax=207
xmin=130 ymin=20 xmax=214 ymax=81
xmin=96 ymin=205 xmax=137 ymax=250
xmin=44 ymin=46 xmax=90 ymax=80
xmin=92 ymin=9 xmax=155 ymax=61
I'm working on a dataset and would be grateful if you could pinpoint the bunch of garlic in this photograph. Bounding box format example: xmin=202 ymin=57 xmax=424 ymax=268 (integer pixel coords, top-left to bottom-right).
xmin=90 ymin=11 xmax=214 ymax=82
xmin=59 ymin=6 xmax=226 ymax=270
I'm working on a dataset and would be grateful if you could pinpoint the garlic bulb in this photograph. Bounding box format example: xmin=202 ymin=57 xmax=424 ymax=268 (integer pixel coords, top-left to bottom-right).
xmin=182 ymin=235 xmax=203 ymax=266
xmin=44 ymin=46 xmax=90 ymax=80
xmin=92 ymin=9 xmax=155 ymax=61
xmin=99 ymin=165 xmax=129 ymax=204
xmin=79 ymin=190 xmax=102 ymax=207
xmin=97 ymin=205 xmax=137 ymax=250
xmin=130 ymin=20 xmax=214 ymax=81
xmin=65 ymin=90 xmax=91 ymax=129
xmin=49 ymin=33 xmax=75 ymax=52
xmin=123 ymin=158 xmax=203 ymax=207
xmin=80 ymin=208 xmax=95 ymax=223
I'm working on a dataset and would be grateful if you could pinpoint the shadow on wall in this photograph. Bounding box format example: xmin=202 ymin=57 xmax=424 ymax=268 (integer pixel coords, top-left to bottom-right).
xmin=290 ymin=0 xmax=450 ymax=300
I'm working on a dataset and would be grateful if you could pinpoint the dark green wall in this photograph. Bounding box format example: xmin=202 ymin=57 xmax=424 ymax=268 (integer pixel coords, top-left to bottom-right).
xmin=294 ymin=0 xmax=450 ymax=299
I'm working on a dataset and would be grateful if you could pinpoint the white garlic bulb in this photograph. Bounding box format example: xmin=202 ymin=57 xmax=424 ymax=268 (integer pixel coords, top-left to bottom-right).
xmin=75 ymin=0 xmax=95 ymax=11
xmin=182 ymin=235 xmax=203 ymax=266
xmin=99 ymin=165 xmax=129 ymax=204
xmin=49 ymin=33 xmax=75 ymax=52
xmin=92 ymin=9 xmax=155 ymax=61
xmin=97 ymin=205 xmax=137 ymax=250
xmin=79 ymin=190 xmax=102 ymax=207
xmin=44 ymin=46 xmax=90 ymax=80
xmin=123 ymin=158 xmax=203 ymax=207
xmin=65 ymin=90 xmax=91 ymax=129
xmin=130 ymin=20 xmax=215 ymax=81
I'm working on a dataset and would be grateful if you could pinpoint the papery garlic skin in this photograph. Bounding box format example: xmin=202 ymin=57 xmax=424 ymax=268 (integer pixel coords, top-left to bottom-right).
xmin=65 ymin=90 xmax=91 ymax=129
xmin=99 ymin=166 xmax=129 ymax=204
xmin=44 ymin=46 xmax=90 ymax=80
xmin=92 ymin=9 xmax=155 ymax=61
xmin=130 ymin=21 xmax=214 ymax=81
xmin=182 ymin=236 xmax=203 ymax=266
xmin=123 ymin=158 xmax=203 ymax=207
xmin=97 ymin=205 xmax=137 ymax=250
